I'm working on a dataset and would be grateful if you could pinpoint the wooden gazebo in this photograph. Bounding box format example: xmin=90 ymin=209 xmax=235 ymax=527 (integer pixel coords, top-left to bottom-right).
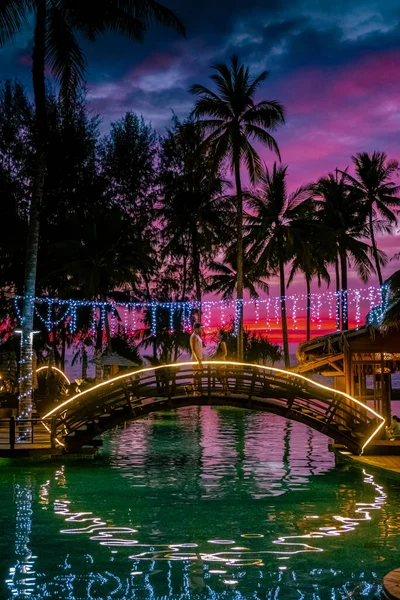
xmin=294 ymin=326 xmax=400 ymax=421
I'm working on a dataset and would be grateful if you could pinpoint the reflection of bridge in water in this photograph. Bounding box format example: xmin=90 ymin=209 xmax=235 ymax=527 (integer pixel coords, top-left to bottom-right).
xmin=43 ymin=361 xmax=385 ymax=455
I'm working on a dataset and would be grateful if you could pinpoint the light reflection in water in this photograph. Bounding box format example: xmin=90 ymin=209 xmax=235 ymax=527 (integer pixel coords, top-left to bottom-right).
xmin=52 ymin=454 xmax=386 ymax=569
xmin=5 ymin=478 xmax=37 ymax=599
xmin=1 ymin=408 xmax=399 ymax=600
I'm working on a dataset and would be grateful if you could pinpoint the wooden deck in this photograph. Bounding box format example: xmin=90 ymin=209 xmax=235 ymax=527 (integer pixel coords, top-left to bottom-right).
xmin=333 ymin=446 xmax=400 ymax=477
xmin=349 ymin=454 xmax=400 ymax=474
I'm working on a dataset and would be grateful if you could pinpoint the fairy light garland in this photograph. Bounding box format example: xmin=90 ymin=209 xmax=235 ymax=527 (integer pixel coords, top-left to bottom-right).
xmin=110 ymin=304 xmax=117 ymax=337
xmin=220 ymin=301 xmax=227 ymax=326
xmin=151 ymin=302 xmax=157 ymax=337
xmin=233 ymin=299 xmax=242 ymax=336
xmin=12 ymin=286 xmax=386 ymax=340
xmin=355 ymin=289 xmax=361 ymax=328
xmin=316 ymin=294 xmax=322 ymax=330
xmin=368 ymin=287 xmax=375 ymax=313
xmin=90 ymin=306 xmax=97 ymax=337
xmin=274 ymin=297 xmax=280 ymax=324
xmin=335 ymin=291 xmax=341 ymax=331
xmin=100 ymin=304 xmax=106 ymax=334
xmin=203 ymin=302 xmax=212 ymax=330
xmin=131 ymin=305 xmax=137 ymax=335
xmin=342 ymin=289 xmax=348 ymax=328
xmin=254 ymin=299 xmax=260 ymax=325
xmin=292 ymin=296 xmax=298 ymax=330
xmin=328 ymin=293 xmax=333 ymax=322
xmin=169 ymin=302 xmax=175 ymax=333
xmin=265 ymin=298 xmax=271 ymax=331
xmin=124 ymin=307 xmax=128 ymax=335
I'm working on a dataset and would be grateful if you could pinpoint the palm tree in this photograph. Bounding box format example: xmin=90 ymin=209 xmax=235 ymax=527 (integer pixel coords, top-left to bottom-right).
xmin=314 ymin=170 xmax=380 ymax=330
xmin=206 ymin=253 xmax=269 ymax=300
xmin=190 ymin=55 xmax=285 ymax=360
xmin=0 ymin=0 xmax=185 ymax=416
xmin=159 ymin=117 xmax=230 ymax=306
xmin=246 ymin=164 xmax=311 ymax=367
xmin=381 ymin=270 xmax=400 ymax=330
xmin=287 ymin=215 xmax=331 ymax=341
xmin=340 ymin=152 xmax=400 ymax=286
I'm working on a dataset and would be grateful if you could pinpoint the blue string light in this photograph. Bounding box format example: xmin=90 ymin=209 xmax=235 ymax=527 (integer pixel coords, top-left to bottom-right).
xmin=233 ymin=299 xmax=242 ymax=337
xmin=34 ymin=303 xmax=71 ymax=330
xmin=12 ymin=286 xmax=386 ymax=338
xmin=151 ymin=302 xmax=157 ymax=337
xmin=169 ymin=302 xmax=175 ymax=333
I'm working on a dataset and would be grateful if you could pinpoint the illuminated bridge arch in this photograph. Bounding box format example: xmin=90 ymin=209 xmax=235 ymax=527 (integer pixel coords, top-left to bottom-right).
xmin=36 ymin=365 xmax=71 ymax=385
xmin=43 ymin=362 xmax=385 ymax=455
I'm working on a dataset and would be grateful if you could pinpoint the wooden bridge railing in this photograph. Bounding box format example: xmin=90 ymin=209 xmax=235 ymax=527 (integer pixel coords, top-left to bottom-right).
xmin=43 ymin=361 xmax=385 ymax=454
xmin=0 ymin=417 xmax=52 ymax=450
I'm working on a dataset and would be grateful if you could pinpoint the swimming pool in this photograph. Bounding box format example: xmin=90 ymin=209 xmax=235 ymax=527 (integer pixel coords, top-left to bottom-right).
xmin=1 ymin=406 xmax=399 ymax=599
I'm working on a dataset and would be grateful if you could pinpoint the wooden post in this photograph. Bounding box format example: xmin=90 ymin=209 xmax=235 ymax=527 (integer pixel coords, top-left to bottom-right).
xmin=207 ymin=365 xmax=211 ymax=400
xmin=248 ymin=370 xmax=257 ymax=403
xmin=343 ymin=346 xmax=353 ymax=426
xmin=9 ymin=416 xmax=15 ymax=450
xmin=50 ymin=417 xmax=57 ymax=449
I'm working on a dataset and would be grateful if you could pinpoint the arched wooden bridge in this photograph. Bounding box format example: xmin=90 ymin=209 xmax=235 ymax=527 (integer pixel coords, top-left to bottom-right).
xmin=43 ymin=361 xmax=385 ymax=455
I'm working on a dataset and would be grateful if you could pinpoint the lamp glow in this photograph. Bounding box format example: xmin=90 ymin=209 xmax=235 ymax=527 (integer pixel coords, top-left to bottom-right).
xmin=35 ymin=366 xmax=71 ymax=385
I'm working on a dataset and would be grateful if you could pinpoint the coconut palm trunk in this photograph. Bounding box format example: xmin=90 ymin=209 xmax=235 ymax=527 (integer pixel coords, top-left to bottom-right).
xmin=368 ymin=206 xmax=383 ymax=286
xmin=306 ymin=276 xmax=311 ymax=342
xmin=191 ymin=226 xmax=202 ymax=311
xmin=234 ymin=156 xmax=244 ymax=361
xmin=340 ymin=249 xmax=348 ymax=330
xmin=279 ymin=257 xmax=290 ymax=367
xmin=95 ymin=318 xmax=103 ymax=381
xmin=20 ymin=0 xmax=47 ymax=418
xmin=335 ymin=254 xmax=341 ymax=330
xmin=82 ymin=349 xmax=88 ymax=380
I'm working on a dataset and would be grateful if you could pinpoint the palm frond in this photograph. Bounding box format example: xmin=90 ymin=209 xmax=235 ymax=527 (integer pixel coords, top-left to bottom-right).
xmin=244 ymin=123 xmax=281 ymax=160
xmin=46 ymin=2 xmax=87 ymax=100
xmin=246 ymin=69 xmax=268 ymax=99
xmin=0 ymin=0 xmax=31 ymax=47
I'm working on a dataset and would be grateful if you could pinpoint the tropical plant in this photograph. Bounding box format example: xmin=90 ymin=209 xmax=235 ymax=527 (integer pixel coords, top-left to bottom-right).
xmin=287 ymin=204 xmax=331 ymax=341
xmin=380 ymin=270 xmax=400 ymax=331
xmin=101 ymin=111 xmax=158 ymax=224
xmin=190 ymin=55 xmax=285 ymax=360
xmin=314 ymin=170 xmax=381 ymax=330
xmin=341 ymin=152 xmax=400 ymax=286
xmin=159 ymin=117 xmax=231 ymax=304
xmin=0 ymin=80 xmax=32 ymax=290
xmin=206 ymin=252 xmax=269 ymax=300
xmin=223 ymin=325 xmax=283 ymax=364
xmin=246 ymin=164 xmax=311 ymax=367
xmin=0 ymin=0 xmax=185 ymax=416
xmin=139 ymin=305 xmax=191 ymax=364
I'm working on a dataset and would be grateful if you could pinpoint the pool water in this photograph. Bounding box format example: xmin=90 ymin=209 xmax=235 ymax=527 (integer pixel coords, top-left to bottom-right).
xmin=0 ymin=406 xmax=399 ymax=599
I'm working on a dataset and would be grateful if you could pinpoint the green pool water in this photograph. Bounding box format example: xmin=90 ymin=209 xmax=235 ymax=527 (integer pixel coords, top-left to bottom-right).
xmin=1 ymin=406 xmax=399 ymax=599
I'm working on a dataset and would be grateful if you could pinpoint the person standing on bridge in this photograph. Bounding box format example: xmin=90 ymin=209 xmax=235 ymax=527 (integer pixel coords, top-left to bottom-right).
xmin=190 ymin=323 xmax=203 ymax=395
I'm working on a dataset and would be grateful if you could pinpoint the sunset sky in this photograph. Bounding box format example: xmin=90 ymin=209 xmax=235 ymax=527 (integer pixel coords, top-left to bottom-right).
xmin=1 ymin=0 xmax=399 ymax=338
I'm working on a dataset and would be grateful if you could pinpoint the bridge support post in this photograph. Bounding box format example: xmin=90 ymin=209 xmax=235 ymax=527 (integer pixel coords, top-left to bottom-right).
xmin=248 ymin=371 xmax=257 ymax=402
xmin=50 ymin=417 xmax=57 ymax=449
xmin=9 ymin=416 xmax=15 ymax=450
